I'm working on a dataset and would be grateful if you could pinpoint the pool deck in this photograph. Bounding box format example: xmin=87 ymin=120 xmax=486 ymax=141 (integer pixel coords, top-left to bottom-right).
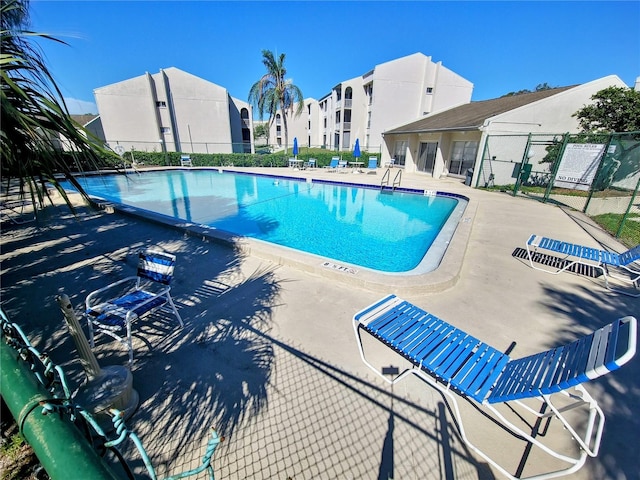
xmin=1 ymin=166 xmax=638 ymax=480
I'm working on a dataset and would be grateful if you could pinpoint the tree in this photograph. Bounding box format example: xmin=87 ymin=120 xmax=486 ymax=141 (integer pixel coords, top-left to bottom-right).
xmin=573 ymin=86 xmax=640 ymax=133
xmin=253 ymin=122 xmax=269 ymax=145
xmin=248 ymin=50 xmax=304 ymax=153
xmin=1 ymin=0 xmax=107 ymax=210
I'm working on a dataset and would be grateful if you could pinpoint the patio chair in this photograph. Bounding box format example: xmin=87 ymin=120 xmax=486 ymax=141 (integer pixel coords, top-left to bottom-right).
xmin=384 ymin=158 xmax=396 ymax=168
xmin=304 ymin=158 xmax=317 ymax=170
xmin=180 ymin=155 xmax=192 ymax=167
xmin=86 ymin=250 xmax=184 ymax=366
xmin=324 ymin=157 xmax=340 ymax=172
xmin=366 ymin=157 xmax=378 ymax=174
xmin=526 ymin=234 xmax=640 ymax=297
xmin=1 ymin=199 xmax=35 ymax=224
xmin=353 ymin=294 xmax=637 ymax=480
xmin=337 ymin=159 xmax=349 ymax=173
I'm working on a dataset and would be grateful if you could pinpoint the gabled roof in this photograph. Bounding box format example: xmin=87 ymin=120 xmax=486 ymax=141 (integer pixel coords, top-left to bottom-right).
xmin=71 ymin=114 xmax=99 ymax=126
xmin=385 ymin=86 xmax=575 ymax=134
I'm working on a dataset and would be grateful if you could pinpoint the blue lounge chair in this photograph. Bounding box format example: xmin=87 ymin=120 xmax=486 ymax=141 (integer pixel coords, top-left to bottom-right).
xmin=366 ymin=157 xmax=378 ymax=174
xmin=304 ymin=158 xmax=317 ymax=170
xmin=86 ymin=250 xmax=184 ymax=365
xmin=526 ymin=234 xmax=640 ymax=297
xmin=337 ymin=159 xmax=348 ymax=173
xmin=353 ymin=294 xmax=636 ymax=480
xmin=180 ymin=155 xmax=192 ymax=167
xmin=324 ymin=157 xmax=339 ymax=172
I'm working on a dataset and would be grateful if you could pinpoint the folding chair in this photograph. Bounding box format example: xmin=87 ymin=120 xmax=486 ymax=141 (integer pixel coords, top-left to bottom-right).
xmin=353 ymin=294 xmax=636 ymax=479
xmin=86 ymin=250 xmax=184 ymax=366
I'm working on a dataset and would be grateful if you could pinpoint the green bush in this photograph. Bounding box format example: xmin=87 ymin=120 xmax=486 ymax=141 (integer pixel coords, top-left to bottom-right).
xmin=97 ymin=149 xmax=379 ymax=169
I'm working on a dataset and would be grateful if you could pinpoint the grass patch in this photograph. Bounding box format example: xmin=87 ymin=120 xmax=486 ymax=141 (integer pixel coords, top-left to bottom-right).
xmin=591 ymin=213 xmax=640 ymax=247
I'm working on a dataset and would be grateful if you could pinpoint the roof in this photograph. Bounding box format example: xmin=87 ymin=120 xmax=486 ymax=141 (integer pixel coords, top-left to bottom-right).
xmin=70 ymin=114 xmax=99 ymax=126
xmin=384 ymin=86 xmax=575 ymax=134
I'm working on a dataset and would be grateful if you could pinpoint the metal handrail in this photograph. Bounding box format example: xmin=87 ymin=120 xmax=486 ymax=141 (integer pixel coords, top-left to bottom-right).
xmin=381 ymin=168 xmax=402 ymax=190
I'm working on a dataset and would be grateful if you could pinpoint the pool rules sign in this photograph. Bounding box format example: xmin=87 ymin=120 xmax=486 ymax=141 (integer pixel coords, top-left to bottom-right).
xmin=554 ymin=143 xmax=607 ymax=191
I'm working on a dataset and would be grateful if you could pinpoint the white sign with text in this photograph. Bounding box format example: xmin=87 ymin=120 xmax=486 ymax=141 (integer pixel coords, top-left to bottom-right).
xmin=554 ymin=143 xmax=606 ymax=191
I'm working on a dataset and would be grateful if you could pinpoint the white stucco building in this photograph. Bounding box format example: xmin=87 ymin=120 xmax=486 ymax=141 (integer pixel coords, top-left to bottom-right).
xmin=268 ymin=52 xmax=474 ymax=153
xmin=94 ymin=67 xmax=253 ymax=154
xmin=382 ymin=75 xmax=629 ymax=183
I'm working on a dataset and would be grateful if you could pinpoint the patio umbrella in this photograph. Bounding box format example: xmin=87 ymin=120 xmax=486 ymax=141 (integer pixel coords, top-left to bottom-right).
xmin=293 ymin=137 xmax=299 ymax=159
xmin=354 ymin=138 xmax=361 ymax=160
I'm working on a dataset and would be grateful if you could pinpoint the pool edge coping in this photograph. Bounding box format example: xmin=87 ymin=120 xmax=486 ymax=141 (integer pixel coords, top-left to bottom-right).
xmin=87 ymin=168 xmax=476 ymax=295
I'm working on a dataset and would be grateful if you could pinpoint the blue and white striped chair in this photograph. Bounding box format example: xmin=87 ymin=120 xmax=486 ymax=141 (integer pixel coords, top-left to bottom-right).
xmin=353 ymin=294 xmax=636 ymax=480
xmin=526 ymin=234 xmax=640 ymax=296
xmin=86 ymin=250 xmax=183 ymax=366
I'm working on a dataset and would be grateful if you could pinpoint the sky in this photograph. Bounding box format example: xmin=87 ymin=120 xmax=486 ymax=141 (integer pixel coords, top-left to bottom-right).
xmin=28 ymin=0 xmax=640 ymax=115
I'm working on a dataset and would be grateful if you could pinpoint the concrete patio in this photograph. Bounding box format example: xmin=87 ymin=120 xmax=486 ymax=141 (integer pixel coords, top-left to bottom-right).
xmin=1 ymin=167 xmax=638 ymax=480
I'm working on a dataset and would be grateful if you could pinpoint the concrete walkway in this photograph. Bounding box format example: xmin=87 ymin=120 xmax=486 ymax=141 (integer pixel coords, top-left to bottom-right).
xmin=1 ymin=167 xmax=638 ymax=480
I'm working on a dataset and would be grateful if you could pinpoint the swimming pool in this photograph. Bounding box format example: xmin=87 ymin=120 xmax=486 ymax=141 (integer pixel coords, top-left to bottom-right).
xmin=67 ymin=170 xmax=468 ymax=273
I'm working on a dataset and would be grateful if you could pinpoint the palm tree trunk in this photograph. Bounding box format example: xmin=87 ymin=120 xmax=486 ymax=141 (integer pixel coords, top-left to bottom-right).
xmin=282 ymin=110 xmax=289 ymax=155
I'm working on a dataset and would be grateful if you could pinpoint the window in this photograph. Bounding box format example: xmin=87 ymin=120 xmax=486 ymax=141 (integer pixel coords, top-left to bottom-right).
xmin=449 ymin=141 xmax=478 ymax=175
xmin=394 ymin=140 xmax=408 ymax=167
xmin=426 ymin=87 xmax=433 ymax=94
xmin=156 ymin=101 xmax=167 ymax=107
xmin=160 ymin=127 xmax=170 ymax=134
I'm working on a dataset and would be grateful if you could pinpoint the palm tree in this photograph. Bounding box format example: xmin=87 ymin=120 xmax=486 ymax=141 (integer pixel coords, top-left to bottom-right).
xmin=248 ymin=50 xmax=304 ymax=153
xmin=1 ymin=0 xmax=108 ymax=211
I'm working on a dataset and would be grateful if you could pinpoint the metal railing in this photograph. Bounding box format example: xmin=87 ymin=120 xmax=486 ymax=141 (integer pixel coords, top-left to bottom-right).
xmin=0 ymin=308 xmax=223 ymax=480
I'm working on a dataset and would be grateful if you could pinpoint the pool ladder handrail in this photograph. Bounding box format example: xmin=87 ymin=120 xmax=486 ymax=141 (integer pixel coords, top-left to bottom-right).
xmin=381 ymin=168 xmax=402 ymax=190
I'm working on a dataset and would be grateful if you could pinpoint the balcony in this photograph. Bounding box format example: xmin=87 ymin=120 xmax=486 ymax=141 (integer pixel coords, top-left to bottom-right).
xmin=344 ymin=99 xmax=352 ymax=109
xmin=342 ymin=122 xmax=351 ymax=131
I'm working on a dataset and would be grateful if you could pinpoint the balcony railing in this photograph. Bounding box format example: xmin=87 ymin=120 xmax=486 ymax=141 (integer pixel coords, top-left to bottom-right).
xmin=342 ymin=122 xmax=351 ymax=131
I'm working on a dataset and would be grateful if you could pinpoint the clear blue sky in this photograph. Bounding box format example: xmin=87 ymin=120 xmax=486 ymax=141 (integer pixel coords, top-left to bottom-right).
xmin=29 ymin=0 xmax=640 ymax=115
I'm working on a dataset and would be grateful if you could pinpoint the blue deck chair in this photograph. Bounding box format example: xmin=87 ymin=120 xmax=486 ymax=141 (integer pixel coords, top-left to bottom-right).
xmin=324 ymin=157 xmax=340 ymax=172
xmin=304 ymin=158 xmax=317 ymax=170
xmin=180 ymin=155 xmax=192 ymax=167
xmin=86 ymin=250 xmax=184 ymax=366
xmin=354 ymin=294 xmax=636 ymax=480
xmin=526 ymin=235 xmax=640 ymax=297
xmin=366 ymin=157 xmax=378 ymax=174
xmin=337 ymin=159 xmax=349 ymax=173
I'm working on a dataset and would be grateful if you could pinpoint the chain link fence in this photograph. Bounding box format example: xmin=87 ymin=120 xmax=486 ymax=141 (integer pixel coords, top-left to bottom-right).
xmin=476 ymin=132 xmax=640 ymax=242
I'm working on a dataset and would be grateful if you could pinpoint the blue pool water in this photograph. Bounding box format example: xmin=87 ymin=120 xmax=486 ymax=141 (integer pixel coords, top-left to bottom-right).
xmin=66 ymin=170 xmax=467 ymax=273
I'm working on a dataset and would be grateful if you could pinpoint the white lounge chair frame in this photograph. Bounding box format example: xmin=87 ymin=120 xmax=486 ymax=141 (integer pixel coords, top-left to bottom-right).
xmin=86 ymin=250 xmax=183 ymax=366
xmin=526 ymin=234 xmax=640 ymax=297
xmin=353 ymin=294 xmax=636 ymax=480
xmin=180 ymin=155 xmax=192 ymax=167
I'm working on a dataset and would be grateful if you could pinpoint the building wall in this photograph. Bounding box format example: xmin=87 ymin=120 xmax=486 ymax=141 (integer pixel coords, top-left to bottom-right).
xmin=383 ymin=75 xmax=629 ymax=184
xmin=94 ymin=67 xmax=252 ymax=154
xmin=268 ymin=52 xmax=473 ymax=154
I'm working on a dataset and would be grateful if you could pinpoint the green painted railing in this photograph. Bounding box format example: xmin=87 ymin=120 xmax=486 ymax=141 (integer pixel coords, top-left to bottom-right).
xmin=0 ymin=339 xmax=120 ymax=480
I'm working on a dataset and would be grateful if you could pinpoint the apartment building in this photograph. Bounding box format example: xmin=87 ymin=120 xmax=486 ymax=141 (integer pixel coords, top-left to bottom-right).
xmin=268 ymin=52 xmax=474 ymax=153
xmin=94 ymin=67 xmax=253 ymax=154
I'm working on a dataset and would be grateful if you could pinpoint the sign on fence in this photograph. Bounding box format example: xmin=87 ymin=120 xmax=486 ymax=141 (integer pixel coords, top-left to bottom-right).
xmin=554 ymin=143 xmax=606 ymax=191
